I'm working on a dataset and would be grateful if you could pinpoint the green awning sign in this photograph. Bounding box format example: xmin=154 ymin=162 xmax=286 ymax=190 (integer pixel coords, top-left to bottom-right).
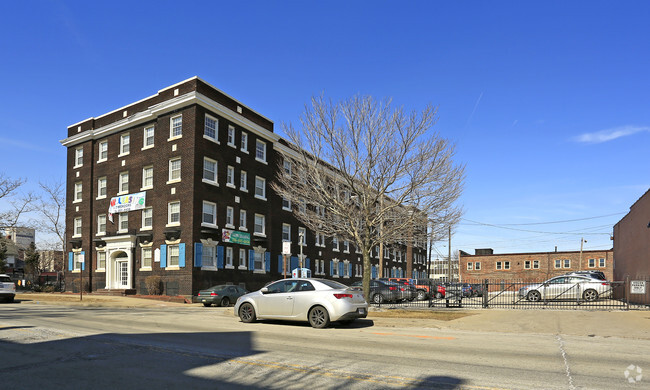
xmin=222 ymin=229 xmax=250 ymax=245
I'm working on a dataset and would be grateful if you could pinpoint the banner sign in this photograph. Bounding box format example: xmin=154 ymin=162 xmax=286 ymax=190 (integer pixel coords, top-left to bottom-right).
xmin=109 ymin=192 xmax=147 ymax=213
xmin=222 ymin=229 xmax=251 ymax=245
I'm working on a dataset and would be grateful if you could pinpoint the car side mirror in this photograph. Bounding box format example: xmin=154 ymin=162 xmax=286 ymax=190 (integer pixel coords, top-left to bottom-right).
xmin=261 ymin=287 xmax=269 ymax=294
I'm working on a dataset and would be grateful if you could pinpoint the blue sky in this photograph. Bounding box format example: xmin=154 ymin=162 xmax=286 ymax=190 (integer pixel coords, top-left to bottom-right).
xmin=1 ymin=1 xmax=648 ymax=255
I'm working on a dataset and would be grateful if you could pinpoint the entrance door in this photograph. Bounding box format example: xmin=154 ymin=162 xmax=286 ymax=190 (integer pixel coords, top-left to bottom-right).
xmin=117 ymin=261 xmax=129 ymax=288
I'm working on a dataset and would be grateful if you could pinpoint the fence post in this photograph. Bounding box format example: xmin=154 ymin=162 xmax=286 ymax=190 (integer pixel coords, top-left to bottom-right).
xmin=483 ymin=279 xmax=489 ymax=308
xmin=625 ymin=275 xmax=630 ymax=310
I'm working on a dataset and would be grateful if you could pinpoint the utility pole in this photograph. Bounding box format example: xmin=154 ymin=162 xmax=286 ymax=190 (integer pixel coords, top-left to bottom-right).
xmin=579 ymin=238 xmax=586 ymax=270
xmin=447 ymin=225 xmax=452 ymax=282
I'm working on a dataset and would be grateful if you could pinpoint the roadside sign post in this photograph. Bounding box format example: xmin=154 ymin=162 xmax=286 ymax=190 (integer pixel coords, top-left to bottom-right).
xmin=282 ymin=242 xmax=291 ymax=279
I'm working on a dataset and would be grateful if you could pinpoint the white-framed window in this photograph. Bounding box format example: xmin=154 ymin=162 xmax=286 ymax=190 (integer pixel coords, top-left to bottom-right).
xmin=282 ymin=197 xmax=291 ymax=211
xmin=254 ymin=214 xmax=265 ymax=236
xmin=226 ymin=166 xmax=235 ymax=187
xmin=496 ymin=261 xmax=503 ymax=270
xmin=254 ymin=176 xmax=266 ymax=199
xmin=555 ymin=259 xmax=562 ymax=269
xmin=240 ymin=170 xmax=248 ymax=191
xmin=283 ymin=159 xmax=292 ymax=175
xmin=253 ymin=250 xmax=264 ymax=272
xmin=332 ymin=237 xmax=339 ymax=251
xmin=226 ymin=206 xmax=234 ymax=227
xmin=97 ymin=214 xmax=106 ymax=236
xmin=533 ymin=260 xmax=539 ymax=269
xmin=467 ymin=262 xmax=473 ymax=270
xmin=239 ymin=209 xmax=247 ymax=230
xmin=504 ymin=261 xmax=510 ymax=270
xmin=475 ymin=262 xmax=481 ymax=270
xmin=168 ymin=201 xmax=180 ymax=226
xmin=169 ymin=158 xmax=181 ymax=183
xmin=282 ymin=223 xmax=291 ymax=242
xmin=343 ymin=260 xmax=350 ymax=278
xmin=97 ymin=251 xmax=106 ymax=270
xmin=563 ymin=259 xmax=570 ymax=268
xmin=74 ymin=147 xmax=83 ymax=167
xmin=119 ymin=172 xmax=129 ymax=194
xmin=227 ymin=125 xmax=236 ymax=146
xmin=167 ymin=244 xmax=179 ymax=267
xmin=73 ymin=217 xmax=82 ymax=237
xmin=332 ymin=259 xmax=340 ymax=277
xmin=118 ymin=212 xmax=128 ymax=232
xmin=142 ymin=207 xmax=153 ymax=230
xmin=384 ymin=247 xmax=389 ymax=259
xmin=240 ymin=132 xmax=248 ymax=152
xmin=170 ymin=115 xmax=182 ymax=139
xmin=588 ymin=258 xmax=595 ymax=268
xmin=298 ymin=227 xmax=306 ymax=246
xmin=74 ymin=182 xmax=82 ymax=203
xmin=141 ymin=247 xmax=152 ymax=269
xmin=142 ymin=166 xmax=153 ymax=189
xmin=298 ymin=198 xmax=306 ymax=214
xmin=524 ymin=261 xmax=531 ymax=269
xmin=98 ymin=141 xmax=108 ymax=162
xmin=203 ymin=158 xmax=217 ymax=185
xmin=202 ymin=201 xmax=217 ymax=227
xmin=599 ymin=258 xmax=606 ymax=268
xmin=202 ymin=244 xmax=216 ymax=269
xmin=97 ymin=177 xmax=107 ymax=199
xmin=343 ymin=240 xmax=350 ymax=253
xmin=204 ymin=114 xmax=218 ymax=142
xmin=255 ymin=139 xmax=266 ymax=163
xmin=225 ymin=247 xmax=234 ymax=268
xmin=73 ymin=251 xmax=84 ymax=271
xmin=143 ymin=126 xmax=155 ymax=149
xmin=239 ymin=249 xmax=247 ymax=269
xmin=316 ymin=233 xmax=325 ymax=247
xmin=120 ymin=133 xmax=130 ymax=155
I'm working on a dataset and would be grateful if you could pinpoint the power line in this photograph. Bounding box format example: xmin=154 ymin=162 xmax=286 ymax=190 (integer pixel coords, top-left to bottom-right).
xmin=461 ymin=212 xmax=625 ymax=227
xmin=461 ymin=219 xmax=613 ymax=236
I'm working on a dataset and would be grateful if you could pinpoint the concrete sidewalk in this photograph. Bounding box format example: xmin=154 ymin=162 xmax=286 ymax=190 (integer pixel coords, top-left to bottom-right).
xmin=13 ymin=292 xmax=650 ymax=340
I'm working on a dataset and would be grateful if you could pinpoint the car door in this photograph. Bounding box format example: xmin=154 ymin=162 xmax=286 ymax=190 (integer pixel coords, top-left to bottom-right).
xmin=290 ymin=280 xmax=317 ymax=318
xmin=543 ymin=277 xmax=573 ymax=299
xmin=257 ymin=280 xmax=298 ymax=317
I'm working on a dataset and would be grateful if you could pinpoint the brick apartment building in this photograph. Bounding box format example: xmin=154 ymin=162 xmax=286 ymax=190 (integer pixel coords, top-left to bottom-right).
xmin=60 ymin=77 xmax=427 ymax=296
xmin=459 ymin=248 xmax=614 ymax=282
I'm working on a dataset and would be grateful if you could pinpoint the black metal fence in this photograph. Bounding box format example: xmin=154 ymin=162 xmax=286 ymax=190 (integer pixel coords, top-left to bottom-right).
xmin=371 ymin=277 xmax=650 ymax=310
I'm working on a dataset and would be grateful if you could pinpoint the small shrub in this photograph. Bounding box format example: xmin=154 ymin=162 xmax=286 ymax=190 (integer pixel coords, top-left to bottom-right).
xmin=145 ymin=276 xmax=163 ymax=295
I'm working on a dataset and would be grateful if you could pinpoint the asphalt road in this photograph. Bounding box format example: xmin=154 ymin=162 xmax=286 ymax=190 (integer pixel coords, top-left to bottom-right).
xmin=1 ymin=302 xmax=648 ymax=389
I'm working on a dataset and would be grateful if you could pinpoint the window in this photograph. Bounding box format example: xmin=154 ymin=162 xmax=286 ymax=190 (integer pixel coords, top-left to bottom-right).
xmin=467 ymin=262 xmax=473 ymax=270
xmin=142 ymin=207 xmax=153 ymax=230
xmin=202 ymin=201 xmax=216 ymax=226
xmin=97 ymin=251 xmax=106 ymax=270
xmin=143 ymin=126 xmax=155 ymax=148
xmin=282 ymin=223 xmax=291 ymax=242
xmin=225 ymin=247 xmax=234 ymax=267
xmin=73 ymin=252 xmax=84 ymax=271
xmin=118 ymin=212 xmax=128 ymax=232
xmin=333 ymin=237 xmax=339 ymax=251
xmin=332 ymin=259 xmax=339 ymax=277
xmin=240 ymin=170 xmax=248 ymax=191
xmin=254 ymin=250 xmax=264 ymax=271
xmin=588 ymin=258 xmax=595 ymax=268
xmin=202 ymin=245 xmax=216 ymax=268
xmin=555 ymin=259 xmax=562 ymax=269
xmin=533 ymin=260 xmax=539 ymax=269
xmin=73 ymin=217 xmax=82 ymax=237
xmin=74 ymin=182 xmax=82 ymax=203
xmin=599 ymin=258 xmax=606 ymax=268
xmin=75 ymin=147 xmax=83 ymax=167
xmin=282 ymin=197 xmax=291 ymax=211
xmin=97 ymin=177 xmax=107 ymax=199
xmin=239 ymin=209 xmax=247 ymax=230
xmin=119 ymin=172 xmax=129 ymax=194
xmin=255 ymin=139 xmax=266 ymax=162
xmin=496 ymin=262 xmax=502 ymax=270
xmin=240 ymin=132 xmax=248 ymax=152
xmin=168 ymin=245 xmax=179 ymax=267
xmin=141 ymin=248 xmax=152 ymax=268
xmin=168 ymin=201 xmax=180 ymax=225
xmin=299 ymin=227 xmax=306 ymax=246
xmin=239 ymin=249 xmax=247 ymax=269
xmin=504 ymin=261 xmax=510 ymax=270
xmin=316 ymin=233 xmax=325 ymax=247
xmin=298 ymin=198 xmax=306 ymax=213
xmin=97 ymin=214 xmax=106 ymax=235
xmin=226 ymin=166 xmax=235 ymax=187
xmin=524 ymin=261 xmax=531 ymax=269
xmin=203 ymin=158 xmax=217 ymax=184
xmin=563 ymin=259 xmax=570 ymax=268
xmin=475 ymin=262 xmax=481 ymax=270
xmin=169 ymin=158 xmax=181 ymax=182
xmin=98 ymin=141 xmax=108 ymax=162
xmin=283 ymin=159 xmax=292 ymax=175
xmin=226 ymin=206 xmax=234 ymax=227
xmin=254 ymin=214 xmax=265 ymax=236
xmin=120 ymin=133 xmax=130 ymax=155
xmin=142 ymin=166 xmax=153 ymax=189
xmin=343 ymin=240 xmax=349 ymax=253
xmin=170 ymin=115 xmax=182 ymax=138
xmin=383 ymin=247 xmax=389 ymax=259
xmin=254 ymin=176 xmax=266 ymax=199
xmin=227 ymin=125 xmax=236 ymax=146
xmin=204 ymin=115 xmax=218 ymax=141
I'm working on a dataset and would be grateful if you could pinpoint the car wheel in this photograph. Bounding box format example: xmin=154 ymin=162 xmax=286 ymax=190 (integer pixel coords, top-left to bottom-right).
xmin=220 ymin=297 xmax=230 ymax=307
xmin=308 ymin=305 xmax=330 ymax=329
xmin=583 ymin=289 xmax=598 ymax=302
xmin=372 ymin=293 xmax=384 ymax=304
xmin=435 ymin=292 xmax=442 ymax=299
xmin=239 ymin=302 xmax=256 ymax=323
xmin=416 ymin=290 xmax=426 ymax=301
xmin=202 ymin=302 xmax=212 ymax=307
xmin=527 ymin=290 xmax=541 ymax=302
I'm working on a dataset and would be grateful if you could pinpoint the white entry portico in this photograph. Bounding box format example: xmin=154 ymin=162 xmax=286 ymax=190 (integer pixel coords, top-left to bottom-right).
xmin=102 ymin=235 xmax=136 ymax=290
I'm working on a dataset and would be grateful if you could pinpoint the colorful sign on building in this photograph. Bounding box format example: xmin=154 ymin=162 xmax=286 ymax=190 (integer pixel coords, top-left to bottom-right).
xmin=222 ymin=229 xmax=251 ymax=245
xmin=108 ymin=192 xmax=147 ymax=213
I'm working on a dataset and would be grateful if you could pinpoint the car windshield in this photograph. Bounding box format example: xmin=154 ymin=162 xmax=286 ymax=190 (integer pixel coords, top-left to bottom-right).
xmin=0 ymin=276 xmax=11 ymax=282
xmin=208 ymin=285 xmax=229 ymax=290
xmin=318 ymin=279 xmax=349 ymax=290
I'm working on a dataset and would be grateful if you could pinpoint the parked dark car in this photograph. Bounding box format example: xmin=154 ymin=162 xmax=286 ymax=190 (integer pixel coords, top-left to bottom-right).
xmin=469 ymin=283 xmax=485 ymax=297
xmin=351 ymin=280 xmax=402 ymax=304
xmin=380 ymin=278 xmax=418 ymax=301
xmin=412 ymin=278 xmax=445 ymax=299
xmin=196 ymin=285 xmax=248 ymax=307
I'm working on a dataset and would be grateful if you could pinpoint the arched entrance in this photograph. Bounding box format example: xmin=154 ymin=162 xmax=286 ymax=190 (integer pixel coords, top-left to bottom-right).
xmin=102 ymin=235 xmax=136 ymax=291
xmin=112 ymin=251 xmax=130 ymax=289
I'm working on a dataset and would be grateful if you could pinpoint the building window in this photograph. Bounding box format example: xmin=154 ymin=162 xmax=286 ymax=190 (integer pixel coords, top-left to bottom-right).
xmin=204 ymin=115 xmax=218 ymax=141
xmin=343 ymin=240 xmax=349 ymax=253
xmin=75 ymin=147 xmax=83 ymax=167
xmin=254 ymin=214 xmax=265 ymax=236
xmin=533 ymin=260 xmax=539 ymax=269
xmin=119 ymin=172 xmax=129 ymax=194
xmin=97 ymin=177 xmax=107 ymax=199
xmin=73 ymin=217 xmax=82 ymax=237
xmin=226 ymin=166 xmax=235 ymax=187
xmin=254 ymin=250 xmax=264 ymax=271
xmin=467 ymin=262 xmax=473 ymax=270
xmin=599 ymin=258 xmax=606 ymax=268
xmin=97 ymin=214 xmax=106 ymax=235
xmin=226 ymin=206 xmax=234 ymax=227
xmin=282 ymin=197 xmax=291 ymax=211
xmin=97 ymin=251 xmax=106 ymax=270
xmin=239 ymin=210 xmax=247 ymax=230
xmin=240 ymin=132 xmax=248 ymax=152
xmin=564 ymin=259 xmax=571 ymax=268
xmin=141 ymin=248 xmax=152 ymax=269
xmin=282 ymin=223 xmax=291 ymax=242
xmin=227 ymin=125 xmax=236 ymax=146
xmin=240 ymin=170 xmax=248 ymax=191
xmin=496 ymin=261 xmax=502 ymax=270
xmin=555 ymin=260 xmax=562 ymax=269
xmin=74 ymin=182 xmax=82 ymax=203
xmin=120 ymin=133 xmax=130 ymax=155
xmin=588 ymin=258 xmax=595 ymax=268
xmin=202 ymin=244 xmax=216 ymax=268
xmin=169 ymin=158 xmax=181 ymax=182
xmin=225 ymin=247 xmax=234 ymax=267
xmin=333 ymin=237 xmax=340 ymax=251
xmin=203 ymin=158 xmax=217 ymax=184
xmin=118 ymin=212 xmax=128 ymax=232
xmin=142 ymin=166 xmax=153 ymax=189
xmin=202 ymin=201 xmax=216 ymax=226
xmin=254 ymin=176 xmax=266 ymax=199
xmin=475 ymin=262 xmax=481 ymax=270
xmin=283 ymin=159 xmax=292 ymax=175
xmin=98 ymin=141 xmax=108 ymax=162
xmin=239 ymin=249 xmax=247 ymax=269
xmin=73 ymin=252 xmax=84 ymax=271
xmin=142 ymin=207 xmax=153 ymax=230
xmin=168 ymin=245 xmax=179 ymax=267
xmin=332 ymin=259 xmax=339 ymax=277
xmin=255 ymin=139 xmax=266 ymax=162
xmin=168 ymin=201 xmax=180 ymax=225
xmin=143 ymin=126 xmax=155 ymax=148
xmin=524 ymin=261 xmax=531 ymax=269
xmin=170 ymin=115 xmax=182 ymax=139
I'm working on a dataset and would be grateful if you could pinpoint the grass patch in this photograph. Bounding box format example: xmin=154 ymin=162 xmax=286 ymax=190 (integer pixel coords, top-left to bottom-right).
xmin=369 ymin=309 xmax=474 ymax=321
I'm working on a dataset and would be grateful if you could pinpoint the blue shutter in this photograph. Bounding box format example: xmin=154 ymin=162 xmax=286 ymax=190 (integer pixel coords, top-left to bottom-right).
xmin=249 ymin=250 xmax=255 ymax=270
xmin=179 ymin=243 xmax=185 ymax=267
xmin=348 ymin=263 xmax=352 ymax=277
xmin=265 ymin=252 xmax=270 ymax=272
xmin=217 ymin=246 xmax=224 ymax=269
xmin=160 ymin=245 xmax=167 ymax=268
xmin=372 ymin=265 xmax=377 ymax=279
xmin=305 ymin=258 xmax=310 ymax=269
xmin=278 ymin=255 xmax=284 ymax=273
xmin=330 ymin=261 xmax=334 ymax=276
xmin=80 ymin=251 xmax=85 ymax=271
xmin=68 ymin=252 xmax=73 ymax=271
xmin=194 ymin=243 xmax=203 ymax=267
xmin=291 ymin=256 xmax=299 ymax=271
xmin=338 ymin=262 xmax=344 ymax=276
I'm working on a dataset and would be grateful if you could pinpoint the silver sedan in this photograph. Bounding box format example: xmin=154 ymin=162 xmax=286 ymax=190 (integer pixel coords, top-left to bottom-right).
xmin=234 ymin=278 xmax=368 ymax=328
xmin=519 ymin=275 xmax=613 ymax=302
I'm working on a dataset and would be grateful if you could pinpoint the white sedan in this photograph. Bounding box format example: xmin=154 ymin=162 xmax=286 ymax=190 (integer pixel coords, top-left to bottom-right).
xmin=234 ymin=278 xmax=368 ymax=328
xmin=519 ymin=275 xmax=613 ymax=302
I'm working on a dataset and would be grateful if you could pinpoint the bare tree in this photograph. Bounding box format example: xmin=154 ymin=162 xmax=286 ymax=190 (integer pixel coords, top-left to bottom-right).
xmin=272 ymin=95 xmax=464 ymax=301
xmin=36 ymin=180 xmax=66 ymax=252
xmin=0 ymin=173 xmax=35 ymax=231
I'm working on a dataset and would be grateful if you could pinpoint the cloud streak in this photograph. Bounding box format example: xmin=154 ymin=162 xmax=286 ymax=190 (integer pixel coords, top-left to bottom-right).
xmin=574 ymin=125 xmax=650 ymax=144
